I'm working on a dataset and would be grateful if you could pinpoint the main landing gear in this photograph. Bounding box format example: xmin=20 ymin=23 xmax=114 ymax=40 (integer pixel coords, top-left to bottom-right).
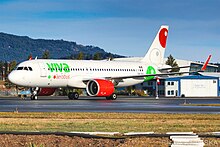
xmin=68 ymin=92 xmax=117 ymax=100
xmin=106 ymin=93 xmax=117 ymax=100
xmin=68 ymin=92 xmax=79 ymax=100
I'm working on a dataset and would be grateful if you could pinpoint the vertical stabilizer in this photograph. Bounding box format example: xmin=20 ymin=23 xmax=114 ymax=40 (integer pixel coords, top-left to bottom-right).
xmin=141 ymin=25 xmax=169 ymax=67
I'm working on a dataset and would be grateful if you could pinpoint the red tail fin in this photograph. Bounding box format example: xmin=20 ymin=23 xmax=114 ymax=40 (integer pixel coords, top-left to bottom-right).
xmin=201 ymin=55 xmax=211 ymax=71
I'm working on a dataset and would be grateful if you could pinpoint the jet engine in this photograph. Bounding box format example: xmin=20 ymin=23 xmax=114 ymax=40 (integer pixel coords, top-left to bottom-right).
xmin=86 ymin=79 xmax=114 ymax=97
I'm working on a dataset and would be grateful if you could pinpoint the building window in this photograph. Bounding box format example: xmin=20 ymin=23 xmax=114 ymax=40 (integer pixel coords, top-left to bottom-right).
xmin=159 ymin=90 xmax=165 ymax=95
xmin=167 ymin=81 xmax=174 ymax=86
xmin=148 ymin=81 xmax=153 ymax=86
xmin=167 ymin=90 xmax=174 ymax=96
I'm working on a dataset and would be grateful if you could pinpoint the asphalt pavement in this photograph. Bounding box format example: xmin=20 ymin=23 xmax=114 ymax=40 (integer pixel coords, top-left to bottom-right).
xmin=0 ymin=96 xmax=219 ymax=113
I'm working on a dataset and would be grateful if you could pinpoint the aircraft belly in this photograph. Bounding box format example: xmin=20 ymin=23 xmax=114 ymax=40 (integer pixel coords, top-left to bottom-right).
xmin=48 ymin=79 xmax=68 ymax=87
xmin=67 ymin=77 xmax=86 ymax=88
xmin=117 ymin=78 xmax=143 ymax=87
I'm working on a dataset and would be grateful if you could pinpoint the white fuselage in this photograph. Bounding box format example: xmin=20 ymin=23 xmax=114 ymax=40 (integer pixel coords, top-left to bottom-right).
xmin=8 ymin=25 xmax=169 ymax=91
xmin=8 ymin=59 xmax=159 ymax=88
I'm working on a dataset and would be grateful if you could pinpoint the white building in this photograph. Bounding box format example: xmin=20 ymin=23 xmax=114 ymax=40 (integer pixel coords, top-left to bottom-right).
xmin=165 ymin=75 xmax=219 ymax=97
xmin=133 ymin=58 xmax=218 ymax=97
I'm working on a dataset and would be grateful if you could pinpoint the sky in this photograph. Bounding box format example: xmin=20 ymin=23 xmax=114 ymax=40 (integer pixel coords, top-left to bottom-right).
xmin=0 ymin=0 xmax=220 ymax=62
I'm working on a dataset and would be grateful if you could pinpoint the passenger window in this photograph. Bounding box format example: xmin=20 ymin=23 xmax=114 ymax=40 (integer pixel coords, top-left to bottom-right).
xmin=24 ymin=67 xmax=28 ymax=71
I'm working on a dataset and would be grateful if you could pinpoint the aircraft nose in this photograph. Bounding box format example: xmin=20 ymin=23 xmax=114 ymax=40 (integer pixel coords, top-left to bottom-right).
xmin=8 ymin=71 xmax=18 ymax=85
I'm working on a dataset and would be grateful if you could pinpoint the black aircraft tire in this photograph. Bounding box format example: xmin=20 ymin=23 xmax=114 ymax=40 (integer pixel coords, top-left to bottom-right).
xmin=68 ymin=93 xmax=74 ymax=100
xmin=68 ymin=92 xmax=79 ymax=100
xmin=111 ymin=93 xmax=117 ymax=100
xmin=106 ymin=93 xmax=117 ymax=100
xmin=31 ymin=95 xmax=37 ymax=100
xmin=73 ymin=92 xmax=79 ymax=100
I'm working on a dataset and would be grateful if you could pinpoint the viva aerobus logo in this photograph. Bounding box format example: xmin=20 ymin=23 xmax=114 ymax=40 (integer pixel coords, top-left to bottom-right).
xmin=46 ymin=63 xmax=70 ymax=73
xmin=144 ymin=66 xmax=156 ymax=82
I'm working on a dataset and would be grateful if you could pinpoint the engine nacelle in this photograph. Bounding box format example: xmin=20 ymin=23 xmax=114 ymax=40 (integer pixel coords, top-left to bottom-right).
xmin=31 ymin=87 xmax=56 ymax=96
xmin=86 ymin=79 xmax=114 ymax=97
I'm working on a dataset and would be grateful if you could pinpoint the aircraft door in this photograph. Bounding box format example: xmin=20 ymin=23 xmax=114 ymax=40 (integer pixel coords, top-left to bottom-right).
xmin=38 ymin=63 xmax=47 ymax=77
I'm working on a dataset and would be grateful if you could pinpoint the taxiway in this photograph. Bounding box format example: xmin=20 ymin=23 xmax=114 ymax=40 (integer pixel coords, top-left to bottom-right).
xmin=0 ymin=96 xmax=219 ymax=113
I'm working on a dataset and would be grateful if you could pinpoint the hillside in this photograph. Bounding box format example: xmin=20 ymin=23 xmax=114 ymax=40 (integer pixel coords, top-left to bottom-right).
xmin=0 ymin=32 xmax=122 ymax=62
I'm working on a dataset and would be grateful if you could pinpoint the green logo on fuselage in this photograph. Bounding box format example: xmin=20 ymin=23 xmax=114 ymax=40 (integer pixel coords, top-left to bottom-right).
xmin=46 ymin=63 xmax=70 ymax=73
xmin=144 ymin=66 xmax=156 ymax=82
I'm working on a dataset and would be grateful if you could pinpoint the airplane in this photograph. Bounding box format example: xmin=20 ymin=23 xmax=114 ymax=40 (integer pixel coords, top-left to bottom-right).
xmin=8 ymin=25 xmax=210 ymax=100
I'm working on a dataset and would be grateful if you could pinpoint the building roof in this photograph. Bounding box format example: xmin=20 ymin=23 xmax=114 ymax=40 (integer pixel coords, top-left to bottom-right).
xmin=166 ymin=75 xmax=218 ymax=81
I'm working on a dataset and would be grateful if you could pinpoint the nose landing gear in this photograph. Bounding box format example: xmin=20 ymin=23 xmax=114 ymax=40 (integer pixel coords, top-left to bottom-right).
xmin=30 ymin=87 xmax=39 ymax=100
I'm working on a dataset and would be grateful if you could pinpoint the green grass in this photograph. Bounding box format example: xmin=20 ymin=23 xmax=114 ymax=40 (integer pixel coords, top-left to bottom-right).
xmin=0 ymin=112 xmax=219 ymax=133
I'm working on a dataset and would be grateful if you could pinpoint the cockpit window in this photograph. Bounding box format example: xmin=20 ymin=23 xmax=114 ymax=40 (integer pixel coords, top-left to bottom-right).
xmin=17 ymin=67 xmax=23 ymax=70
xmin=16 ymin=66 xmax=33 ymax=71
xmin=28 ymin=67 xmax=33 ymax=71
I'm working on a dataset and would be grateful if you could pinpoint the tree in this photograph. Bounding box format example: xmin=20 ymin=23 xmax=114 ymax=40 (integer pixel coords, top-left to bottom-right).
xmin=9 ymin=60 xmax=17 ymax=72
xmin=5 ymin=61 xmax=17 ymax=88
xmin=106 ymin=52 xmax=113 ymax=60
xmin=69 ymin=54 xmax=75 ymax=60
xmin=77 ymin=52 xmax=84 ymax=60
xmin=165 ymin=54 xmax=180 ymax=72
xmin=93 ymin=52 xmax=101 ymax=60
xmin=42 ymin=50 xmax=50 ymax=59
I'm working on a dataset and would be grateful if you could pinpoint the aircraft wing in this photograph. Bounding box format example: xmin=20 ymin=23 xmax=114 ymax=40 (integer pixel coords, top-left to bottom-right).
xmin=105 ymin=70 xmax=196 ymax=80
xmin=82 ymin=55 xmax=211 ymax=83
xmin=106 ymin=55 xmax=212 ymax=80
xmin=158 ymin=65 xmax=190 ymax=71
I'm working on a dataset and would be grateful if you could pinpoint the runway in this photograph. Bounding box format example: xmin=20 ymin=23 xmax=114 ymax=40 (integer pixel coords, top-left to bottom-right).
xmin=0 ymin=96 xmax=219 ymax=113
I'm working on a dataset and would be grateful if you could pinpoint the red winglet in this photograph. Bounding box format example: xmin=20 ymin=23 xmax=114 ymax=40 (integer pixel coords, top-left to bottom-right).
xmin=201 ymin=55 xmax=212 ymax=71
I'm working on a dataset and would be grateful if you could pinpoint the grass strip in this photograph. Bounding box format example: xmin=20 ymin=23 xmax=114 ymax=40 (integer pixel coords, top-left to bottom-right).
xmin=0 ymin=112 xmax=219 ymax=133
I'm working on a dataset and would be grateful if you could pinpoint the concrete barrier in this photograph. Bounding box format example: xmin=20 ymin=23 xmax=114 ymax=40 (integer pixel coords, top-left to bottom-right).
xmin=170 ymin=135 xmax=199 ymax=139
xmin=167 ymin=132 xmax=196 ymax=135
xmin=171 ymin=144 xmax=204 ymax=147
xmin=170 ymin=133 xmax=204 ymax=147
xmin=212 ymin=132 xmax=220 ymax=135
xmin=124 ymin=132 xmax=154 ymax=135
xmin=69 ymin=132 xmax=120 ymax=135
